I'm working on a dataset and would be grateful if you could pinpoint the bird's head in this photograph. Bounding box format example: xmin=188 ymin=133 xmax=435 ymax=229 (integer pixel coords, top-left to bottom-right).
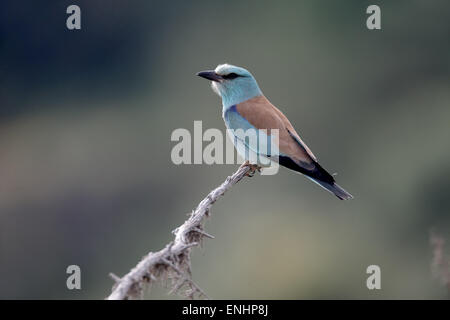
xmin=197 ymin=64 xmax=262 ymax=108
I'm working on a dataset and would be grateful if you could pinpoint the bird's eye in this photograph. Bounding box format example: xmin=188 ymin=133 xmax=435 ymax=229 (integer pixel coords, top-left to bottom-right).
xmin=222 ymin=73 xmax=239 ymax=80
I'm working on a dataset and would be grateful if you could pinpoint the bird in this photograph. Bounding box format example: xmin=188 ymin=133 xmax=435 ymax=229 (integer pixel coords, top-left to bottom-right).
xmin=196 ymin=64 xmax=353 ymax=200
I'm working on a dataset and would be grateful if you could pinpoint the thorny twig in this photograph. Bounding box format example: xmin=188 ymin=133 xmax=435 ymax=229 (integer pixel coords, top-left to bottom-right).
xmin=106 ymin=164 xmax=251 ymax=300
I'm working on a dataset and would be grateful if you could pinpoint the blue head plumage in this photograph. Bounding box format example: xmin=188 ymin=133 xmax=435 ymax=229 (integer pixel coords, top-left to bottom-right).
xmin=197 ymin=64 xmax=262 ymax=110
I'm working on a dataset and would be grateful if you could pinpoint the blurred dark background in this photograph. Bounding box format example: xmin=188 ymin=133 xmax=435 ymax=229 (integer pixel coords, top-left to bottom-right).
xmin=0 ymin=0 xmax=449 ymax=299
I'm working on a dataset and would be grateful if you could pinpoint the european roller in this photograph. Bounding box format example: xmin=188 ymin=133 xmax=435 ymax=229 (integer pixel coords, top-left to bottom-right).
xmin=197 ymin=64 xmax=353 ymax=200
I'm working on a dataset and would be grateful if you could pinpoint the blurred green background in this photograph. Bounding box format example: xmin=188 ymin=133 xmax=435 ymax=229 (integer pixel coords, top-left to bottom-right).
xmin=0 ymin=0 xmax=449 ymax=299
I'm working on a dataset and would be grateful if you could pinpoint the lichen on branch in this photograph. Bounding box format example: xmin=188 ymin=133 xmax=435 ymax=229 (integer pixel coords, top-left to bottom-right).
xmin=107 ymin=164 xmax=251 ymax=300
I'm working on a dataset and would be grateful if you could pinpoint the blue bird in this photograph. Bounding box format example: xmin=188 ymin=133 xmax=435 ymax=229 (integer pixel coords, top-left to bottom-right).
xmin=197 ymin=64 xmax=353 ymax=200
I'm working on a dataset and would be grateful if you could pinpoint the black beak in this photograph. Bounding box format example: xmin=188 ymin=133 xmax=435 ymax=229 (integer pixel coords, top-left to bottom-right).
xmin=196 ymin=70 xmax=223 ymax=82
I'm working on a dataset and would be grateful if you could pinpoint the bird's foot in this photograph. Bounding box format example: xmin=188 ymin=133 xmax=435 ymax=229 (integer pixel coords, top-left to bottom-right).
xmin=240 ymin=161 xmax=262 ymax=177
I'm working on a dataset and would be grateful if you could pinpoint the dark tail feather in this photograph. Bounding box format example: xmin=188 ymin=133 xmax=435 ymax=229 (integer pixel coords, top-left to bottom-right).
xmin=278 ymin=156 xmax=353 ymax=200
xmin=308 ymin=178 xmax=353 ymax=200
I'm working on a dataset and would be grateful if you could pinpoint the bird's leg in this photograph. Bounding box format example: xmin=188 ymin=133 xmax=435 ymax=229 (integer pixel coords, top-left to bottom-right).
xmin=240 ymin=161 xmax=262 ymax=177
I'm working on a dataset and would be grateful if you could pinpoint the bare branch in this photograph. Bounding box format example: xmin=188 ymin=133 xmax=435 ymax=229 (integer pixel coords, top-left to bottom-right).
xmin=430 ymin=230 xmax=450 ymax=294
xmin=106 ymin=164 xmax=251 ymax=300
